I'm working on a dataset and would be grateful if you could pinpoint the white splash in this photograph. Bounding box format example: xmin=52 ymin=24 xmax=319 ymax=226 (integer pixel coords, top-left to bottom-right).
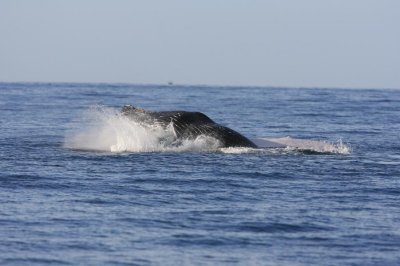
xmin=63 ymin=106 xmax=220 ymax=153
xmin=219 ymin=147 xmax=259 ymax=154
xmin=264 ymin=136 xmax=352 ymax=154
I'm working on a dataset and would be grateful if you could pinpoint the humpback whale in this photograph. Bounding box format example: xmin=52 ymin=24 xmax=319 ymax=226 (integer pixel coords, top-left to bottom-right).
xmin=121 ymin=105 xmax=257 ymax=148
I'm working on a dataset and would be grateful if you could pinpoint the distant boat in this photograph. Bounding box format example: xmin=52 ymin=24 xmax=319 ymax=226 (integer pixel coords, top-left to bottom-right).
xmin=168 ymin=81 xmax=174 ymax=86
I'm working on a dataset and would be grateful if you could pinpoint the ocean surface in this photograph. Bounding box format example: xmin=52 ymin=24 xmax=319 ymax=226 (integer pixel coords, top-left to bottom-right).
xmin=0 ymin=82 xmax=399 ymax=265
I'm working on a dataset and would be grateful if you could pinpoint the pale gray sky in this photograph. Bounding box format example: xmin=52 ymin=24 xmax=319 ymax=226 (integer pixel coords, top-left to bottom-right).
xmin=0 ymin=0 xmax=399 ymax=88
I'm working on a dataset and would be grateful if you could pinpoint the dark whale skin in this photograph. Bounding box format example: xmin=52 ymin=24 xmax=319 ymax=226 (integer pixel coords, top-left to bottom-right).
xmin=122 ymin=106 xmax=257 ymax=148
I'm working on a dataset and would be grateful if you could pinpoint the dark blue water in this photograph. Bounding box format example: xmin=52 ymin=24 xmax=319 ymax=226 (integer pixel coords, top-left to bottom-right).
xmin=1 ymin=83 xmax=400 ymax=265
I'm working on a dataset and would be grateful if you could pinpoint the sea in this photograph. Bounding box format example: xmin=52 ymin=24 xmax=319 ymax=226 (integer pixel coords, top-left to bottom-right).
xmin=0 ymin=82 xmax=399 ymax=265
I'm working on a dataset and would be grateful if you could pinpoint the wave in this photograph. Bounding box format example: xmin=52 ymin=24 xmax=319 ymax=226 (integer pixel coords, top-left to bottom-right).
xmin=64 ymin=106 xmax=351 ymax=155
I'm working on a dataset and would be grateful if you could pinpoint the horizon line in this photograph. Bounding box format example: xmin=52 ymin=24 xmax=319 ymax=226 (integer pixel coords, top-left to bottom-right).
xmin=0 ymin=80 xmax=398 ymax=91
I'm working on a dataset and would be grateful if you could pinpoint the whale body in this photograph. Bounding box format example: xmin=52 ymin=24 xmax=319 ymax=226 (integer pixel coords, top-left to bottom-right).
xmin=121 ymin=105 xmax=257 ymax=148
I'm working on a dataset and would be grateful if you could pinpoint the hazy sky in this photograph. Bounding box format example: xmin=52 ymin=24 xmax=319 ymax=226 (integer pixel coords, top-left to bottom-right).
xmin=0 ymin=0 xmax=399 ymax=88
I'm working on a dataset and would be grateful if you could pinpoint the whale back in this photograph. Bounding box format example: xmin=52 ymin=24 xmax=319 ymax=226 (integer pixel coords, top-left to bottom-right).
xmin=122 ymin=106 xmax=257 ymax=148
xmin=151 ymin=111 xmax=256 ymax=148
